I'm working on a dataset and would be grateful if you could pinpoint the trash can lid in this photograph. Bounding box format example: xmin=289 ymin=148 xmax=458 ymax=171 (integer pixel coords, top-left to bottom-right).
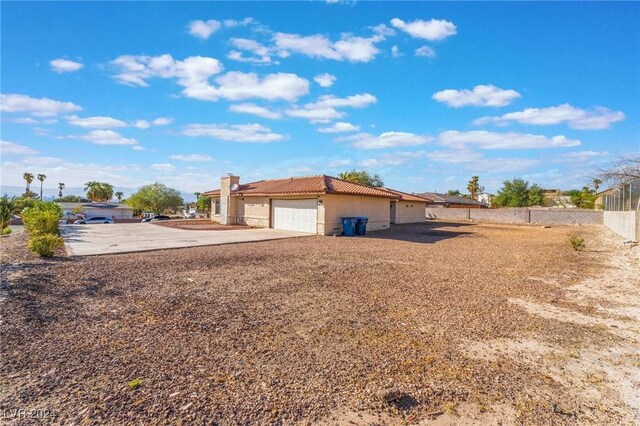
xmin=356 ymin=216 xmax=368 ymax=219
xmin=341 ymin=216 xmax=356 ymax=219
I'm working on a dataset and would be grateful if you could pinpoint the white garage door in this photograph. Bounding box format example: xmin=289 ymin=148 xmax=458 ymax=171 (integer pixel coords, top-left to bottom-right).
xmin=271 ymin=199 xmax=318 ymax=234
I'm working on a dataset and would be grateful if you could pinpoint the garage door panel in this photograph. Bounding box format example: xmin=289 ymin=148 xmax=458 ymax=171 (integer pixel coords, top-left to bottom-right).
xmin=272 ymin=199 xmax=318 ymax=234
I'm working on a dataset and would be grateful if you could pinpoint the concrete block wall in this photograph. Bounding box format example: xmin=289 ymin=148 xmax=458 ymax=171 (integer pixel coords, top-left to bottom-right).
xmin=530 ymin=209 xmax=603 ymax=225
xmin=425 ymin=208 xmax=469 ymax=220
xmin=470 ymin=208 xmax=529 ymax=223
xmin=604 ymin=211 xmax=638 ymax=241
xmin=426 ymin=207 xmax=604 ymax=226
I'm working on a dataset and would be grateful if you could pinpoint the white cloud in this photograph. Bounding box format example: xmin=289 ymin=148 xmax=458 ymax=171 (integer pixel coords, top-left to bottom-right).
xmin=317 ymin=121 xmax=360 ymax=133
xmin=415 ymin=46 xmax=436 ymax=58
xmin=426 ymin=149 xmax=540 ymax=173
xmin=341 ymin=131 xmax=433 ymax=149
xmin=285 ymin=107 xmax=344 ymax=123
xmin=438 ymin=130 xmax=581 ymax=150
xmin=72 ymin=130 xmax=138 ymax=146
xmin=111 ymin=55 xmax=309 ymax=102
xmin=273 ymin=32 xmax=381 ymax=62
xmin=66 ymin=115 xmax=128 ymax=129
xmin=188 ymin=19 xmax=221 ymax=39
xmin=151 ymin=163 xmax=176 ymax=172
xmin=1 ymin=140 xmax=38 ymax=155
xmin=0 ymin=93 xmax=81 ymax=117
xmin=326 ymin=159 xmax=352 ymax=168
xmin=308 ymin=93 xmax=377 ymax=109
xmin=209 ymin=72 xmax=309 ymax=101
xmin=557 ymin=150 xmax=609 ymax=161
xmin=131 ymin=146 xmax=146 ymax=151
xmin=314 ymin=73 xmax=337 ymax=88
xmin=223 ymin=18 xmax=254 ymax=28
xmin=433 ymin=85 xmax=521 ymax=108
xmin=391 ymin=45 xmax=402 ymax=57
xmin=473 ymin=104 xmax=625 ymax=130
xmin=228 ymin=38 xmax=273 ymax=64
xmin=426 ymin=149 xmax=485 ymax=163
xmin=360 ymin=156 xmax=406 ymax=167
xmin=50 ymin=58 xmax=84 ymax=73
xmin=229 ymin=103 xmax=282 ymax=119
xmin=390 ymin=18 xmax=457 ymax=41
xmin=183 ymin=123 xmax=287 ymax=143
xmin=152 ymin=117 xmax=173 ymax=126
xmin=11 ymin=117 xmax=39 ymax=124
xmin=133 ymin=120 xmax=151 ymax=129
xmin=169 ymin=154 xmax=213 ymax=162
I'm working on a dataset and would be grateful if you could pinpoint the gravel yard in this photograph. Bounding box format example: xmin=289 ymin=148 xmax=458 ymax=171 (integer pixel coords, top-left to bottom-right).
xmin=1 ymin=221 xmax=638 ymax=424
xmin=154 ymin=219 xmax=251 ymax=231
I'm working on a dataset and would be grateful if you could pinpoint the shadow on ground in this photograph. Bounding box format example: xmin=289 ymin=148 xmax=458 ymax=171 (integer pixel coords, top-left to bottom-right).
xmin=364 ymin=220 xmax=476 ymax=243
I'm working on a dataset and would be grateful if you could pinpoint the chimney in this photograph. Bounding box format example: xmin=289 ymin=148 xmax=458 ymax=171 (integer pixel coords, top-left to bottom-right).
xmin=220 ymin=174 xmax=240 ymax=225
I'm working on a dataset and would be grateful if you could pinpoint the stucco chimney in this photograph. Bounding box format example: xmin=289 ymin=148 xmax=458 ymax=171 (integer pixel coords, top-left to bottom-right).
xmin=220 ymin=174 xmax=240 ymax=225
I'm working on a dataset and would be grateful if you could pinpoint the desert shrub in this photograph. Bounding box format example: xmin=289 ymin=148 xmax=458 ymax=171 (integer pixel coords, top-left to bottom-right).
xmin=568 ymin=236 xmax=585 ymax=251
xmin=2 ymin=227 xmax=12 ymax=235
xmin=27 ymin=233 xmax=63 ymax=257
xmin=128 ymin=379 xmax=142 ymax=390
xmin=0 ymin=195 xmax=19 ymax=229
xmin=22 ymin=202 xmax=63 ymax=235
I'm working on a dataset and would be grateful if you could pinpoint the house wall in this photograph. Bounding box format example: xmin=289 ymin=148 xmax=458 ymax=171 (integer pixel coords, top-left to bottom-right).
xmin=393 ymin=201 xmax=427 ymax=224
xmin=85 ymin=208 xmax=133 ymax=220
xmin=235 ymin=197 xmax=271 ymax=228
xmin=319 ymin=194 xmax=390 ymax=235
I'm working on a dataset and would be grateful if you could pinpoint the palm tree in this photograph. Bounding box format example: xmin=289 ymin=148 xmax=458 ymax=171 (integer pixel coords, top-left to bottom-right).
xmin=0 ymin=196 xmax=19 ymax=230
xmin=84 ymin=181 xmax=114 ymax=202
xmin=115 ymin=191 xmax=124 ymax=203
xmin=593 ymin=178 xmax=601 ymax=193
xmin=37 ymin=174 xmax=47 ymax=200
xmin=58 ymin=182 xmax=65 ymax=198
xmin=23 ymin=172 xmax=34 ymax=196
xmin=467 ymin=176 xmax=484 ymax=200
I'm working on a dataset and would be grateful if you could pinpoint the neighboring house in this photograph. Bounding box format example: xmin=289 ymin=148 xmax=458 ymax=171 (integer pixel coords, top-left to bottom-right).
xmin=203 ymin=174 xmax=429 ymax=235
xmin=476 ymin=192 xmax=493 ymax=205
xmin=542 ymin=189 xmax=576 ymax=208
xmin=58 ymin=202 xmax=134 ymax=220
xmin=416 ymin=192 xmax=489 ymax=209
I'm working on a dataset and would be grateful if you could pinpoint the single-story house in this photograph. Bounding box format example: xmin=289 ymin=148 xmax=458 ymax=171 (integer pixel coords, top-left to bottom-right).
xmin=416 ymin=192 xmax=489 ymax=209
xmin=203 ymin=174 xmax=430 ymax=235
xmin=382 ymin=188 xmax=432 ymax=224
xmin=57 ymin=202 xmax=134 ymax=220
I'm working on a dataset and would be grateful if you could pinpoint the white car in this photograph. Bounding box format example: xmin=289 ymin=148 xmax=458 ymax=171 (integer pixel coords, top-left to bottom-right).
xmin=75 ymin=216 xmax=114 ymax=224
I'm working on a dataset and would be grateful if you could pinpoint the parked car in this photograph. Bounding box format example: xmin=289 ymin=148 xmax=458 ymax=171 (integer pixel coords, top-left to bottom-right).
xmin=149 ymin=215 xmax=171 ymax=222
xmin=141 ymin=217 xmax=153 ymax=223
xmin=75 ymin=216 xmax=114 ymax=224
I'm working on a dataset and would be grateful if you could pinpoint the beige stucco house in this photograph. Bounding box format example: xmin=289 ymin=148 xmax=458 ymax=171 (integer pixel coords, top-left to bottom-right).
xmin=203 ymin=175 xmax=431 ymax=235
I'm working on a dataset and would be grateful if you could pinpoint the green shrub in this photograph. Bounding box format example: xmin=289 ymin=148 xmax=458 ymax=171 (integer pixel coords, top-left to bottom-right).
xmin=27 ymin=234 xmax=64 ymax=257
xmin=128 ymin=378 xmax=142 ymax=390
xmin=568 ymin=236 xmax=585 ymax=251
xmin=2 ymin=227 xmax=12 ymax=235
xmin=0 ymin=195 xmax=19 ymax=229
xmin=22 ymin=202 xmax=63 ymax=235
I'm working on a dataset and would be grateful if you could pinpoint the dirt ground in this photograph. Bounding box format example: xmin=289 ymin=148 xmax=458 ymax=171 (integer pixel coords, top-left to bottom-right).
xmin=1 ymin=221 xmax=638 ymax=425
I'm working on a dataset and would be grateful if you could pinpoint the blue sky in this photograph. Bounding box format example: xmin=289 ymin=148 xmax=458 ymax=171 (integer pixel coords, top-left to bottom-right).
xmin=1 ymin=1 xmax=639 ymax=196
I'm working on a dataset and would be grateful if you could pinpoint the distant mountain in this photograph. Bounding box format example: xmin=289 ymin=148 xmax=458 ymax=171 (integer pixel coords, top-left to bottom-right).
xmin=0 ymin=185 xmax=197 ymax=202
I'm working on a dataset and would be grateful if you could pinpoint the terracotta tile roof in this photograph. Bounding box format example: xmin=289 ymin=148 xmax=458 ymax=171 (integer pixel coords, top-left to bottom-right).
xmin=204 ymin=175 xmax=400 ymax=199
xmin=382 ymin=188 xmax=433 ymax=203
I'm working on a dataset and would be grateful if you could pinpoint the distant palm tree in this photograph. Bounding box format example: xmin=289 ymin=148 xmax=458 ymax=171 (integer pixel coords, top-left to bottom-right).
xmin=115 ymin=191 xmax=124 ymax=203
xmin=23 ymin=172 xmax=34 ymax=195
xmin=593 ymin=178 xmax=601 ymax=193
xmin=37 ymin=174 xmax=47 ymax=200
xmin=58 ymin=182 xmax=65 ymax=198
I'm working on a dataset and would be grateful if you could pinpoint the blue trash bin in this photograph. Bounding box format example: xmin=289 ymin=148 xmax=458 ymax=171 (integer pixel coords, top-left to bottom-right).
xmin=341 ymin=217 xmax=356 ymax=236
xmin=355 ymin=216 xmax=369 ymax=236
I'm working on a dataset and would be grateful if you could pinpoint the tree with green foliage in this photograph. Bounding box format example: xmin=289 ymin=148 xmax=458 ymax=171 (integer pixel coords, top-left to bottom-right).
xmin=126 ymin=183 xmax=184 ymax=215
xmin=337 ymin=169 xmax=384 ymax=187
xmin=565 ymin=187 xmax=597 ymax=209
xmin=115 ymin=191 xmax=124 ymax=203
xmin=23 ymin=172 xmax=34 ymax=196
xmin=196 ymin=195 xmax=210 ymax=213
xmin=592 ymin=178 xmax=601 ymax=193
xmin=467 ymin=176 xmax=484 ymax=201
xmin=84 ymin=181 xmax=114 ymax=202
xmin=446 ymin=189 xmax=462 ymax=196
xmin=0 ymin=195 xmax=19 ymax=231
xmin=494 ymin=178 xmax=545 ymax=207
xmin=37 ymin=174 xmax=47 ymax=200
xmin=58 ymin=182 xmax=65 ymax=198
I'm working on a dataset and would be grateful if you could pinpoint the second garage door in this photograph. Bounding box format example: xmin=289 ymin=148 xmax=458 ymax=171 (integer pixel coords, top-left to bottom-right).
xmin=271 ymin=199 xmax=318 ymax=234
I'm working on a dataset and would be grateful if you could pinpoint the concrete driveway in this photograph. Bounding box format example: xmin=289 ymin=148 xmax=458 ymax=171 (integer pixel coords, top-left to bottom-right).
xmin=61 ymin=223 xmax=312 ymax=256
